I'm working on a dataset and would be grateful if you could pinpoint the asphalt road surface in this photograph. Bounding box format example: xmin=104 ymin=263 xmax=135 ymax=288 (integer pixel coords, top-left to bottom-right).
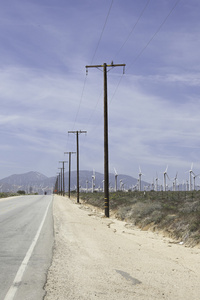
xmin=0 ymin=195 xmax=54 ymax=300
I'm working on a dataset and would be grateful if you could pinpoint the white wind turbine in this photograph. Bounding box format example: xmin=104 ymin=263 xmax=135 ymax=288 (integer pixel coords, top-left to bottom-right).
xmin=155 ymin=173 xmax=160 ymax=191
xmin=173 ymin=172 xmax=178 ymax=191
xmin=120 ymin=179 xmax=125 ymax=191
xmin=86 ymin=179 xmax=89 ymax=192
xmin=151 ymin=178 xmax=155 ymax=191
xmin=114 ymin=168 xmax=118 ymax=192
xmin=92 ymin=170 xmax=95 ymax=193
xmin=102 ymin=180 xmax=105 ymax=192
xmin=163 ymin=166 xmax=170 ymax=191
xmin=138 ymin=166 xmax=144 ymax=192
xmin=192 ymin=172 xmax=200 ymax=191
xmin=186 ymin=163 xmax=194 ymax=191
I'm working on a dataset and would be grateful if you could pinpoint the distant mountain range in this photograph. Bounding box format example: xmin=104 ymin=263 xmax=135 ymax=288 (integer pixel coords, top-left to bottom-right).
xmin=0 ymin=171 xmax=150 ymax=194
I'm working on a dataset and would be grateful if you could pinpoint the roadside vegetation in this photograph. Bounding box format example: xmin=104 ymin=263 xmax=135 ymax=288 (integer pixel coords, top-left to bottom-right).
xmin=0 ymin=192 xmax=19 ymax=198
xmin=80 ymin=190 xmax=200 ymax=247
xmin=0 ymin=191 xmax=38 ymax=198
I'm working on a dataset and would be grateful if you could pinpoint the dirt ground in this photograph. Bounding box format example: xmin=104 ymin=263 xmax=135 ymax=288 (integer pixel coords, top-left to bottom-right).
xmin=44 ymin=195 xmax=200 ymax=300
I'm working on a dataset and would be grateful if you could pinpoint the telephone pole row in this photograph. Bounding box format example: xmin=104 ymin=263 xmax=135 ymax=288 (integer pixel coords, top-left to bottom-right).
xmin=68 ymin=130 xmax=87 ymax=203
xmin=64 ymin=151 xmax=76 ymax=198
xmin=86 ymin=62 xmax=126 ymax=218
xmin=58 ymin=167 xmax=62 ymax=195
xmin=59 ymin=161 xmax=67 ymax=196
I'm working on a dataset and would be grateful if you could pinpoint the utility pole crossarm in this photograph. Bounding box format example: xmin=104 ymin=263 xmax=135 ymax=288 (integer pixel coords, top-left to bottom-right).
xmin=68 ymin=130 xmax=87 ymax=134
xmin=86 ymin=64 xmax=126 ymax=68
xmin=86 ymin=64 xmax=126 ymax=75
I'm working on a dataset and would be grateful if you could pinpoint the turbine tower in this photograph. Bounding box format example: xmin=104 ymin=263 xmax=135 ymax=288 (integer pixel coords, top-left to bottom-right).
xmin=102 ymin=180 xmax=105 ymax=192
xmin=163 ymin=166 xmax=170 ymax=191
xmin=86 ymin=180 xmax=89 ymax=192
xmin=92 ymin=170 xmax=95 ymax=193
xmin=173 ymin=172 xmax=178 ymax=191
xmin=186 ymin=163 xmax=194 ymax=191
xmin=120 ymin=179 xmax=124 ymax=191
xmin=138 ymin=166 xmax=144 ymax=192
xmin=155 ymin=173 xmax=159 ymax=191
xmin=114 ymin=168 xmax=118 ymax=192
xmin=192 ymin=172 xmax=200 ymax=191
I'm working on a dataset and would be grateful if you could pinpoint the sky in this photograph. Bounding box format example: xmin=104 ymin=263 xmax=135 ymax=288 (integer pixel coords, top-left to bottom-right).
xmin=1 ymin=0 xmax=200 ymax=188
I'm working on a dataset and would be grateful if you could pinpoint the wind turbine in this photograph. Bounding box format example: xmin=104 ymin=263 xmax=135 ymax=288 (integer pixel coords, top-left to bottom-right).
xmin=138 ymin=166 xmax=144 ymax=192
xmin=120 ymin=179 xmax=125 ymax=191
xmin=102 ymin=180 xmax=105 ymax=192
xmin=86 ymin=180 xmax=89 ymax=192
xmin=163 ymin=166 xmax=170 ymax=192
xmin=92 ymin=170 xmax=95 ymax=193
xmin=155 ymin=173 xmax=160 ymax=191
xmin=151 ymin=178 xmax=155 ymax=191
xmin=192 ymin=172 xmax=200 ymax=191
xmin=114 ymin=168 xmax=118 ymax=192
xmin=173 ymin=172 xmax=178 ymax=191
xmin=186 ymin=163 xmax=194 ymax=191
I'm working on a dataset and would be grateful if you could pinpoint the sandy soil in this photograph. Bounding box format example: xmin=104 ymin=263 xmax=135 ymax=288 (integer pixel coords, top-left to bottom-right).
xmin=44 ymin=195 xmax=200 ymax=300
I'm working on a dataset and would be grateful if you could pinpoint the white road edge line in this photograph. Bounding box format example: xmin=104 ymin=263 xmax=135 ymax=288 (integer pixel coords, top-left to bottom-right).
xmin=4 ymin=199 xmax=52 ymax=300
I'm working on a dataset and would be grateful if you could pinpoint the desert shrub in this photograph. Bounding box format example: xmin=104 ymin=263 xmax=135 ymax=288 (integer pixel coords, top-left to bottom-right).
xmin=115 ymin=205 xmax=133 ymax=221
xmin=17 ymin=190 xmax=26 ymax=195
xmin=116 ymin=201 xmax=162 ymax=224
xmin=79 ymin=190 xmax=200 ymax=245
xmin=149 ymin=210 xmax=164 ymax=224
xmin=180 ymin=201 xmax=200 ymax=214
xmin=129 ymin=201 xmax=161 ymax=219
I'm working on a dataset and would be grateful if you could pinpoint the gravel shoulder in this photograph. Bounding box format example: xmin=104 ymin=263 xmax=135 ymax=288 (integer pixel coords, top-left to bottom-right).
xmin=44 ymin=195 xmax=200 ymax=300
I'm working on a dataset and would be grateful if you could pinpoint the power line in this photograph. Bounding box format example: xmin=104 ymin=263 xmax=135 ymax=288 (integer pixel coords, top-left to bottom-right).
xmin=109 ymin=0 xmax=181 ymax=104
xmin=114 ymin=0 xmax=150 ymax=59
xmin=86 ymin=0 xmax=150 ymax=119
xmin=90 ymin=0 xmax=114 ymax=64
xmin=72 ymin=74 xmax=87 ymax=130
xmin=127 ymin=0 xmax=181 ymax=71
xmin=72 ymin=0 xmax=114 ymax=131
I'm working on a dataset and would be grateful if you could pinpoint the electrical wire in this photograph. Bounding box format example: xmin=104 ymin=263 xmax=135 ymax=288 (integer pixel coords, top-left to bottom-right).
xmin=109 ymin=0 xmax=181 ymax=105
xmin=90 ymin=0 xmax=114 ymax=64
xmin=114 ymin=0 xmax=151 ymax=59
xmin=72 ymin=74 xmax=87 ymax=130
xmin=84 ymin=0 xmax=151 ymax=129
xmin=64 ymin=0 xmax=181 ymax=171
xmin=127 ymin=0 xmax=181 ymax=72
xmin=72 ymin=0 xmax=114 ymax=131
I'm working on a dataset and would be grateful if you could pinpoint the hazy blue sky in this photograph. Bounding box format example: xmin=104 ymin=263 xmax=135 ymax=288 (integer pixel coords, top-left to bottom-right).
xmin=1 ymin=0 xmax=200 ymax=187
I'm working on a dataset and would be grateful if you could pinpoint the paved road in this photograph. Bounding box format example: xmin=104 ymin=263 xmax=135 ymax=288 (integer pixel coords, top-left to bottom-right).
xmin=0 ymin=195 xmax=54 ymax=300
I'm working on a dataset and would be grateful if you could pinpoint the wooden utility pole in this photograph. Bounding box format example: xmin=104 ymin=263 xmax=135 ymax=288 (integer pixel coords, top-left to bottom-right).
xmin=58 ymin=168 xmax=62 ymax=195
xmin=59 ymin=161 xmax=67 ymax=196
xmin=68 ymin=130 xmax=87 ymax=203
xmin=85 ymin=63 xmax=125 ymax=217
xmin=56 ymin=173 xmax=60 ymax=194
xmin=64 ymin=152 xmax=76 ymax=198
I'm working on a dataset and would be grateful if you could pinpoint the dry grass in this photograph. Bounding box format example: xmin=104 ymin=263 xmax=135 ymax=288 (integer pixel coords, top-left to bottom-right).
xmin=80 ymin=190 xmax=200 ymax=246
